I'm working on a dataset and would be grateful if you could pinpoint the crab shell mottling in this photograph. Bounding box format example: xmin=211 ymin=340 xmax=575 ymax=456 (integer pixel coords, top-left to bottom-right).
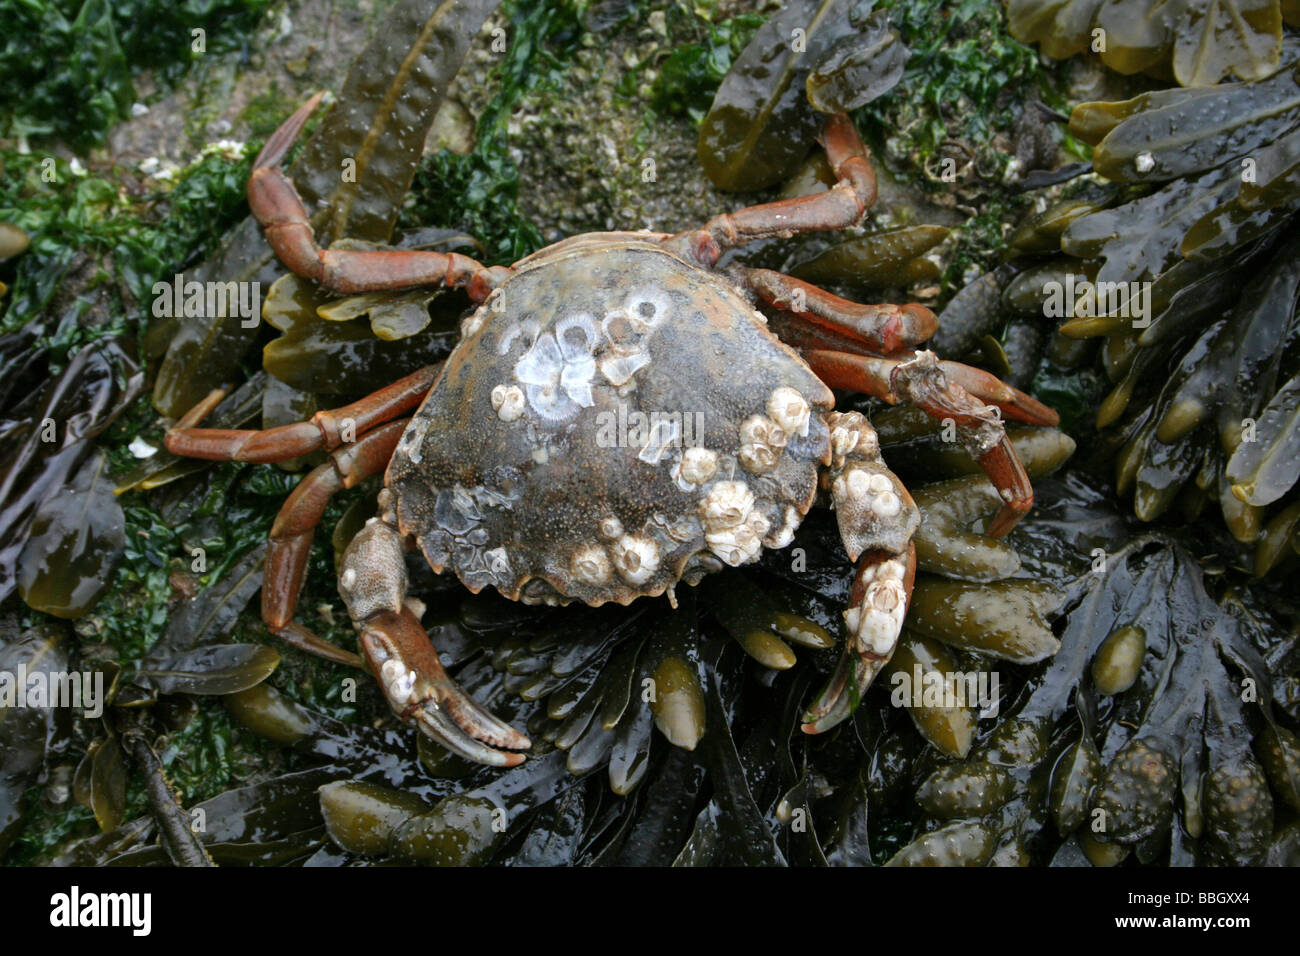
xmin=386 ymin=235 xmax=834 ymax=606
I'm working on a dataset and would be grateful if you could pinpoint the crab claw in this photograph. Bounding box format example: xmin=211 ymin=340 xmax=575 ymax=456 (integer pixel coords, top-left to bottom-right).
xmin=359 ymin=607 xmax=530 ymax=767
xmin=340 ymin=516 xmax=528 ymax=766
xmin=803 ymin=544 xmax=916 ymax=734
xmin=805 ymin=409 xmax=920 ymax=733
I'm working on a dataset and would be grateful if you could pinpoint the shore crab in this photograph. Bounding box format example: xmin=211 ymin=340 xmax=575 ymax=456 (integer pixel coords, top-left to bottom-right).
xmin=166 ymin=94 xmax=1059 ymax=766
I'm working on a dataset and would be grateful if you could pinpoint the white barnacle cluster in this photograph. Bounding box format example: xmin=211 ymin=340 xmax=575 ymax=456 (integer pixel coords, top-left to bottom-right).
xmin=827 ymin=409 xmax=880 ymax=472
xmin=566 ymin=515 xmax=663 ymax=589
xmin=833 ymin=468 xmax=903 ymax=523
xmin=699 ymin=480 xmax=770 ymax=566
xmin=510 ymin=312 xmax=600 ymax=422
xmin=488 ymin=288 xmax=675 ymax=428
xmin=596 ymin=286 xmax=670 ymax=389
xmin=737 ymin=387 xmax=810 ymax=476
xmin=490 ymin=384 xmax=525 ymax=422
xmin=824 ymin=409 xmax=913 ymax=561
xmin=561 ymin=385 xmax=816 ymax=596
xmin=379 ymin=658 xmax=419 ymax=708
xmin=682 ymin=387 xmax=813 ymax=568
xmin=844 ymin=555 xmax=909 ymax=657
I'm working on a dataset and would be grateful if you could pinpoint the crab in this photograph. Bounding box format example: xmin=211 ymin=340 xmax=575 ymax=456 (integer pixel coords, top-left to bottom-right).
xmin=165 ymin=94 xmax=1059 ymax=766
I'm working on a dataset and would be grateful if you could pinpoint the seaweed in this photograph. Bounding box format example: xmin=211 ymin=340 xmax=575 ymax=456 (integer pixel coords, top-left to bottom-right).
xmin=1009 ymin=0 xmax=1300 ymax=87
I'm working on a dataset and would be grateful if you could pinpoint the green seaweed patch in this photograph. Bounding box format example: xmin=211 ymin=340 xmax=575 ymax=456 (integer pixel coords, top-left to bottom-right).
xmin=1029 ymin=363 xmax=1108 ymax=438
xmin=646 ymin=13 xmax=764 ymax=123
xmin=859 ymin=0 xmax=1046 ymax=182
xmin=0 ymin=145 xmax=256 ymax=356
xmin=0 ymin=0 xmax=274 ymax=150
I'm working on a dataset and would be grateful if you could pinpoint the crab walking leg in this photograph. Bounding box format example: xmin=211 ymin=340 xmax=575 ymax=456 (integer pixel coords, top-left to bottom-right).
xmin=749 ymin=282 xmax=1059 ymax=427
xmin=261 ymin=419 xmax=410 ymax=668
xmin=770 ymin=315 xmax=1058 ymax=426
xmin=248 ymin=93 xmax=511 ymax=301
xmin=804 ymin=410 xmax=919 ymax=732
xmin=340 ymin=502 xmax=531 ymax=767
xmin=173 ymin=386 xmax=230 ymax=429
xmin=805 ymin=349 xmax=1036 ymax=537
xmin=665 ymin=113 xmax=876 ymax=266
xmin=165 ymin=364 xmax=441 ymax=462
xmin=744 ymin=268 xmax=938 ymax=354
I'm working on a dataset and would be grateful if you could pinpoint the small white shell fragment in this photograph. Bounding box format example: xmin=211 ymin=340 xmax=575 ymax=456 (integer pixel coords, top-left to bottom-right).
xmin=128 ymin=436 xmax=158 ymax=459
xmin=767 ymin=387 xmax=810 ymax=437
xmin=490 ymin=384 xmax=526 ymax=422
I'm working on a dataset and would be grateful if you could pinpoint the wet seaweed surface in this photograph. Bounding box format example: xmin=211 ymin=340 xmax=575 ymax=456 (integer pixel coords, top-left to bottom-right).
xmin=1 ymin=0 xmax=1297 ymax=867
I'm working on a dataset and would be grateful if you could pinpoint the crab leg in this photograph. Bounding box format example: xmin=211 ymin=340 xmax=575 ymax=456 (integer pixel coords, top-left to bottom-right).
xmin=261 ymin=419 xmax=409 ymax=669
xmin=165 ymin=364 xmax=441 ymax=461
xmin=766 ymin=314 xmax=1057 ymax=426
xmin=249 ymin=93 xmax=511 ymax=301
xmin=803 ymin=411 xmax=919 ymax=732
xmin=340 ymin=504 xmax=530 ymax=767
xmin=805 ymin=349 xmax=1036 ymax=537
xmin=665 ymin=112 xmax=876 ymax=267
xmin=745 ymin=268 xmax=938 ymax=354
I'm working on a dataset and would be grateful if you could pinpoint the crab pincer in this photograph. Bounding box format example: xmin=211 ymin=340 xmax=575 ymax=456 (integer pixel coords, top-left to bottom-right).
xmin=340 ymin=505 xmax=531 ymax=767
